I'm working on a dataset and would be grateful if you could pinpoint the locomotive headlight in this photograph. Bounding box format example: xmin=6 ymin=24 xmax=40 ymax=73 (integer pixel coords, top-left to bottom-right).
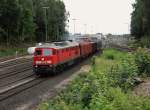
xmin=41 ymin=58 xmax=44 ymax=61
xmin=47 ymin=61 xmax=52 ymax=64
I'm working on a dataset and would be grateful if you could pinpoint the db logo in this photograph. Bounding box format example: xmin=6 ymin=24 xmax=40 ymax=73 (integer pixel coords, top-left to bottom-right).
xmin=41 ymin=58 xmax=44 ymax=61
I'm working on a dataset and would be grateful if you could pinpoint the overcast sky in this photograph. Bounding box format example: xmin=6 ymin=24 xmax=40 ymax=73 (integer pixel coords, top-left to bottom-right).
xmin=62 ymin=0 xmax=135 ymax=35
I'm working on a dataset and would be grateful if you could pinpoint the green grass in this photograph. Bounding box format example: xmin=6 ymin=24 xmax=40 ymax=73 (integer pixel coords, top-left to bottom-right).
xmin=0 ymin=47 xmax=27 ymax=57
xmin=93 ymin=57 xmax=117 ymax=74
xmin=101 ymin=48 xmax=127 ymax=60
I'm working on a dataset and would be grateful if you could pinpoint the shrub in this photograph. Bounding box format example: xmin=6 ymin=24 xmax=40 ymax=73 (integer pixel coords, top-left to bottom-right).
xmin=118 ymin=55 xmax=138 ymax=90
xmin=107 ymin=54 xmax=138 ymax=91
xmin=102 ymin=49 xmax=116 ymax=60
xmin=135 ymin=48 xmax=150 ymax=76
xmin=90 ymin=88 xmax=150 ymax=110
xmin=140 ymin=36 xmax=150 ymax=48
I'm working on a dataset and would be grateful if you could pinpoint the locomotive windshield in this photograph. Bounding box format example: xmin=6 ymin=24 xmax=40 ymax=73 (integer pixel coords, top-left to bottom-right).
xmin=43 ymin=49 xmax=52 ymax=56
xmin=35 ymin=49 xmax=52 ymax=56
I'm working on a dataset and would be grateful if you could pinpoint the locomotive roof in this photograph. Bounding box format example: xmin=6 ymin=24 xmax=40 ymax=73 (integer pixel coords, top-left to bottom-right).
xmin=36 ymin=41 xmax=79 ymax=49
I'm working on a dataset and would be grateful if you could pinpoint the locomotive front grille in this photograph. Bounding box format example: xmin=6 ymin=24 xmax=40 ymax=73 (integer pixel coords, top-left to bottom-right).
xmin=34 ymin=65 xmax=53 ymax=73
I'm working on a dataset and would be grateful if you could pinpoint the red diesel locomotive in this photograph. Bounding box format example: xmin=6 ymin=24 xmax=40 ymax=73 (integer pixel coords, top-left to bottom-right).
xmin=33 ymin=41 xmax=80 ymax=74
xmin=33 ymin=40 xmax=100 ymax=75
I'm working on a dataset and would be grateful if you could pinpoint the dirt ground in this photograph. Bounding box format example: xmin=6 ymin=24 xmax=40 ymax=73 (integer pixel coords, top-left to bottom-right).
xmin=134 ymin=77 xmax=150 ymax=97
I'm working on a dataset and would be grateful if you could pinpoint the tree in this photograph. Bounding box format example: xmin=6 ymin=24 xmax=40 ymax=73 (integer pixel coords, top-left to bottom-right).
xmin=47 ymin=0 xmax=67 ymax=41
xmin=0 ymin=0 xmax=68 ymax=45
xmin=32 ymin=0 xmax=45 ymax=42
xmin=143 ymin=0 xmax=150 ymax=35
xmin=0 ymin=0 xmax=20 ymax=45
xmin=18 ymin=0 xmax=36 ymax=42
xmin=131 ymin=0 xmax=144 ymax=39
xmin=131 ymin=0 xmax=150 ymax=39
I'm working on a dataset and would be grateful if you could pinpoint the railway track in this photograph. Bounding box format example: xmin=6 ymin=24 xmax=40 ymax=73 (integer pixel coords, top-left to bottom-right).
xmin=0 ymin=56 xmax=16 ymax=62
xmin=0 ymin=54 xmax=28 ymax=62
xmin=0 ymin=76 xmax=45 ymax=102
xmin=0 ymin=58 xmax=32 ymax=69
xmin=0 ymin=61 xmax=32 ymax=78
xmin=0 ymin=56 xmax=36 ymax=102
xmin=0 ymin=70 xmax=34 ymax=87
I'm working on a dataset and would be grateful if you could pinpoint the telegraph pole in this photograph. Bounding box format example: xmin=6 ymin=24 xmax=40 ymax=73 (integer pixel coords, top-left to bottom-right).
xmin=84 ymin=24 xmax=87 ymax=35
xmin=43 ymin=7 xmax=49 ymax=42
xmin=91 ymin=25 xmax=93 ymax=34
xmin=72 ymin=18 xmax=77 ymax=35
xmin=124 ymin=23 xmax=130 ymax=33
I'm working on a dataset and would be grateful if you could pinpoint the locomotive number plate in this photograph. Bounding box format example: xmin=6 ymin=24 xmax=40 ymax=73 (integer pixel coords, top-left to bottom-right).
xmin=36 ymin=61 xmax=51 ymax=64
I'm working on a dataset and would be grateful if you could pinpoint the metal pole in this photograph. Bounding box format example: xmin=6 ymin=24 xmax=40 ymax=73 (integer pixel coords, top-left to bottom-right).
xmin=44 ymin=8 xmax=47 ymax=42
xmin=72 ymin=19 xmax=77 ymax=35
xmin=91 ymin=26 xmax=93 ymax=34
xmin=43 ymin=7 xmax=49 ymax=42
xmin=56 ymin=25 xmax=59 ymax=41
xmin=124 ymin=23 xmax=130 ymax=34
xmin=84 ymin=24 xmax=87 ymax=35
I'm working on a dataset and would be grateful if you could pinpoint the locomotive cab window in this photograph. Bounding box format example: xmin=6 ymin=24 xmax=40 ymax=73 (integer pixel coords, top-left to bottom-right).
xmin=43 ymin=49 xmax=52 ymax=56
xmin=35 ymin=49 xmax=42 ymax=56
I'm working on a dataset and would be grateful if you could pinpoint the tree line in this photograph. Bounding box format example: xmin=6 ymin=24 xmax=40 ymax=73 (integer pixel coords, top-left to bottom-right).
xmin=0 ymin=0 xmax=68 ymax=46
xmin=131 ymin=0 xmax=150 ymax=39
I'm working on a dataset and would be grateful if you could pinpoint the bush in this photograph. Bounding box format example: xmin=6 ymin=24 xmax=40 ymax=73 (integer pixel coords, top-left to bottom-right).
xmin=102 ymin=49 xmax=127 ymax=60
xmin=140 ymin=36 xmax=150 ymax=48
xmin=135 ymin=48 xmax=150 ymax=76
xmin=90 ymin=88 xmax=150 ymax=110
xmin=107 ymin=54 xmax=138 ymax=91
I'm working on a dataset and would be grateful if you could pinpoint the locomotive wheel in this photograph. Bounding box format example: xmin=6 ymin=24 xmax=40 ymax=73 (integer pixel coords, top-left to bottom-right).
xmin=51 ymin=67 xmax=57 ymax=75
xmin=33 ymin=68 xmax=40 ymax=76
xmin=57 ymin=65 xmax=63 ymax=73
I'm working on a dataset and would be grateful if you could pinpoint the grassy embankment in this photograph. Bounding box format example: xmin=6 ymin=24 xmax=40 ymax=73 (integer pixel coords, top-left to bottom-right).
xmin=39 ymin=48 xmax=150 ymax=110
xmin=0 ymin=42 xmax=36 ymax=57
xmin=0 ymin=47 xmax=27 ymax=57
